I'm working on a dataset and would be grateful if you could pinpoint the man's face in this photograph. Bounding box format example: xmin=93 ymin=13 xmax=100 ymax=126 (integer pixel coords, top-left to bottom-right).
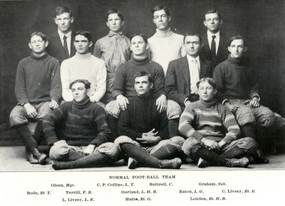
xmin=74 ymin=35 xmax=92 ymax=54
xmin=54 ymin=12 xmax=74 ymax=33
xmin=153 ymin=9 xmax=171 ymax=31
xmin=29 ymin=35 xmax=48 ymax=54
xmin=134 ymin=76 xmax=153 ymax=97
xmin=184 ymin=35 xmax=201 ymax=57
xmin=203 ymin=13 xmax=222 ymax=33
xmin=106 ymin=13 xmax=124 ymax=33
xmin=228 ymin=39 xmax=247 ymax=59
xmin=71 ymin=82 xmax=88 ymax=102
xmin=130 ymin=35 xmax=148 ymax=56
xmin=198 ymin=81 xmax=216 ymax=102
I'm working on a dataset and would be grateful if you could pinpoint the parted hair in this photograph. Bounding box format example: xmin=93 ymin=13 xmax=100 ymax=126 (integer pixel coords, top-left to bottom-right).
xmin=105 ymin=8 xmax=124 ymax=22
xmin=196 ymin=78 xmax=217 ymax=89
xmin=134 ymin=71 xmax=154 ymax=85
xmin=69 ymin=79 xmax=91 ymax=90
xmin=54 ymin=6 xmax=73 ymax=18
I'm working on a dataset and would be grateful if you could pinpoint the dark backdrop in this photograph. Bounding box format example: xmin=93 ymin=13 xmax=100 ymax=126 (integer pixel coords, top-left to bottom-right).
xmin=1 ymin=0 xmax=285 ymax=125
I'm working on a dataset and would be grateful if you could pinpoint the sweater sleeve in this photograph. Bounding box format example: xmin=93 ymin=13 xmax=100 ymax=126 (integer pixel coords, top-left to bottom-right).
xmin=89 ymin=60 xmax=106 ymax=102
xmin=60 ymin=60 xmax=73 ymax=102
xmin=247 ymin=66 xmax=259 ymax=99
xmin=90 ymin=106 xmax=111 ymax=146
xmin=213 ymin=66 xmax=226 ymax=103
xmin=50 ymin=60 xmax=62 ymax=103
xmin=157 ymin=111 xmax=169 ymax=140
xmin=220 ymin=105 xmax=240 ymax=143
xmin=118 ymin=109 xmax=143 ymax=140
xmin=178 ymin=103 xmax=204 ymax=141
xmin=15 ymin=62 xmax=29 ymax=104
xmin=112 ymin=64 xmax=125 ymax=98
xmin=154 ymin=65 xmax=167 ymax=97
xmin=93 ymin=40 xmax=102 ymax=58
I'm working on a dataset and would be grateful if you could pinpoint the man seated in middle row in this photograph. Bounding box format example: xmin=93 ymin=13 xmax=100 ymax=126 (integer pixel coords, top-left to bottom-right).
xmin=106 ymin=34 xmax=181 ymax=138
xmin=43 ymin=79 xmax=119 ymax=170
xmin=115 ymin=71 xmax=184 ymax=169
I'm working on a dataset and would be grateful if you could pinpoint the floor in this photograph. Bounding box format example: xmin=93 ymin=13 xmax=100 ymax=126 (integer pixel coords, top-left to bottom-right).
xmin=1 ymin=146 xmax=285 ymax=171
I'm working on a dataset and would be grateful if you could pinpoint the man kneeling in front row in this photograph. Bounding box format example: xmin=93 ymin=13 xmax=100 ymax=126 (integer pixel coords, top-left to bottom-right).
xmin=115 ymin=71 xmax=184 ymax=169
xmin=43 ymin=79 xmax=119 ymax=170
xmin=179 ymin=78 xmax=260 ymax=168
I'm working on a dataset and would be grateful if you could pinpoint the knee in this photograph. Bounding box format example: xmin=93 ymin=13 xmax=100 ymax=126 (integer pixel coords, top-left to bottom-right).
xmin=97 ymin=142 xmax=120 ymax=160
xmin=106 ymin=101 xmax=120 ymax=119
xmin=235 ymin=106 xmax=255 ymax=126
xmin=49 ymin=144 xmax=70 ymax=161
xmin=256 ymin=108 xmax=276 ymax=127
xmin=167 ymin=100 xmax=182 ymax=119
xmin=114 ymin=136 xmax=132 ymax=147
xmin=182 ymin=137 xmax=199 ymax=156
xmin=237 ymin=137 xmax=258 ymax=151
xmin=169 ymin=136 xmax=185 ymax=148
xmin=9 ymin=112 xmax=28 ymax=127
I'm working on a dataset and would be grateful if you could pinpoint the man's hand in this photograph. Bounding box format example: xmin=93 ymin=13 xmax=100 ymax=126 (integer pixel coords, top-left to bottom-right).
xmin=136 ymin=129 xmax=161 ymax=146
xmin=225 ymin=102 xmax=239 ymax=113
xmin=49 ymin=100 xmax=59 ymax=109
xmin=83 ymin=144 xmax=95 ymax=155
xmin=185 ymin=100 xmax=191 ymax=107
xmin=116 ymin=95 xmax=129 ymax=111
xmin=24 ymin=103 xmax=38 ymax=118
xmin=249 ymin=97 xmax=260 ymax=108
xmin=156 ymin=95 xmax=167 ymax=113
xmin=218 ymin=140 xmax=227 ymax=150
xmin=201 ymin=138 xmax=219 ymax=150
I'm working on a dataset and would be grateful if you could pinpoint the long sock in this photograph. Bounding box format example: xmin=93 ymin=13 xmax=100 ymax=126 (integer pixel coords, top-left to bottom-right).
xmin=15 ymin=124 xmax=37 ymax=149
xmin=241 ymin=123 xmax=256 ymax=139
xmin=73 ymin=152 xmax=110 ymax=168
xmin=196 ymin=146 xmax=227 ymax=166
xmin=151 ymin=144 xmax=179 ymax=159
xmin=33 ymin=121 xmax=44 ymax=143
xmin=121 ymin=143 xmax=160 ymax=168
xmin=108 ymin=114 xmax=118 ymax=141
xmin=168 ymin=118 xmax=180 ymax=137
xmin=220 ymin=146 xmax=247 ymax=159
xmin=65 ymin=149 xmax=85 ymax=161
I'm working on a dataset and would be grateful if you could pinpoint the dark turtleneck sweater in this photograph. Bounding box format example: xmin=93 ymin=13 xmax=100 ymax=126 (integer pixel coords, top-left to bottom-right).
xmin=15 ymin=52 xmax=61 ymax=104
xmin=112 ymin=55 xmax=166 ymax=98
xmin=118 ymin=94 xmax=169 ymax=143
xmin=179 ymin=99 xmax=240 ymax=143
xmin=43 ymin=98 xmax=111 ymax=147
xmin=213 ymin=55 xmax=259 ymax=102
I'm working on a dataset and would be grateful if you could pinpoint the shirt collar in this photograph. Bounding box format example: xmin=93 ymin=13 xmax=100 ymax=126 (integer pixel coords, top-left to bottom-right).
xmin=58 ymin=30 xmax=72 ymax=39
xmin=207 ymin=30 xmax=220 ymax=40
xmin=108 ymin=30 xmax=124 ymax=37
xmin=186 ymin=54 xmax=200 ymax=63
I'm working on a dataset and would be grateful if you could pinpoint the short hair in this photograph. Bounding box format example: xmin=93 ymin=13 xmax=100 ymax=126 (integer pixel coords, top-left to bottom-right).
xmin=134 ymin=71 xmax=154 ymax=85
xmin=54 ymin=6 xmax=73 ymax=18
xmin=130 ymin=34 xmax=148 ymax=44
xmin=30 ymin=31 xmax=47 ymax=42
xmin=183 ymin=33 xmax=203 ymax=44
xmin=105 ymin=8 xmax=124 ymax=22
xmin=228 ymin=35 xmax=246 ymax=47
xmin=75 ymin=30 xmax=92 ymax=42
xmin=196 ymin=78 xmax=217 ymax=90
xmin=204 ymin=9 xmax=222 ymax=20
xmin=151 ymin=5 xmax=171 ymax=17
xmin=69 ymin=79 xmax=91 ymax=90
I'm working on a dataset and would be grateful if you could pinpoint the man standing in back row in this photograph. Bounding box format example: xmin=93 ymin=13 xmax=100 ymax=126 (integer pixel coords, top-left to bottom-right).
xmin=148 ymin=5 xmax=185 ymax=74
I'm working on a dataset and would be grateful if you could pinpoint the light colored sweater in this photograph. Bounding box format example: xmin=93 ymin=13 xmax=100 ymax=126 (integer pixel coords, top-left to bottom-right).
xmin=148 ymin=28 xmax=185 ymax=74
xmin=61 ymin=52 xmax=106 ymax=102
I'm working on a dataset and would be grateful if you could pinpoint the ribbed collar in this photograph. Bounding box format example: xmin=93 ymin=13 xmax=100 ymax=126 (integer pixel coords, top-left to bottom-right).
xmin=130 ymin=55 xmax=150 ymax=65
xmin=199 ymin=99 xmax=216 ymax=108
xmin=74 ymin=52 xmax=92 ymax=60
xmin=154 ymin=27 xmax=173 ymax=38
xmin=227 ymin=55 xmax=244 ymax=66
xmin=30 ymin=52 xmax=48 ymax=60
xmin=73 ymin=97 xmax=92 ymax=109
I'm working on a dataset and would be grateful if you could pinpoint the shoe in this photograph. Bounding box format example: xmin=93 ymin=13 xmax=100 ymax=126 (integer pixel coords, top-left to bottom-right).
xmin=52 ymin=161 xmax=75 ymax=170
xmin=30 ymin=148 xmax=48 ymax=165
xmin=159 ymin=158 xmax=182 ymax=169
xmin=255 ymin=149 xmax=269 ymax=163
xmin=197 ymin=158 xmax=210 ymax=168
xmin=25 ymin=148 xmax=38 ymax=164
xmin=226 ymin=157 xmax=249 ymax=168
xmin=128 ymin=157 xmax=138 ymax=169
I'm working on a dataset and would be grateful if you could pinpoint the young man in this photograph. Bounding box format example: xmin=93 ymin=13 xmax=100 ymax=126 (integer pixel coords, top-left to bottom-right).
xmin=107 ymin=34 xmax=181 ymax=137
xmin=48 ymin=6 xmax=76 ymax=64
xmin=115 ymin=71 xmax=184 ymax=169
xmin=179 ymin=78 xmax=259 ymax=168
xmin=200 ymin=9 xmax=229 ymax=67
xmin=43 ymin=79 xmax=119 ymax=170
xmin=93 ymin=9 xmax=131 ymax=104
xmin=148 ymin=5 xmax=185 ymax=74
xmin=61 ymin=30 xmax=106 ymax=104
xmin=9 ymin=32 xmax=61 ymax=164
xmin=165 ymin=33 xmax=213 ymax=109
xmin=213 ymin=36 xmax=285 ymax=162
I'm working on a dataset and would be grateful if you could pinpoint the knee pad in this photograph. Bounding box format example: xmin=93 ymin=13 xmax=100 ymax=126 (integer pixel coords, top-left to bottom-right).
xmin=167 ymin=100 xmax=182 ymax=119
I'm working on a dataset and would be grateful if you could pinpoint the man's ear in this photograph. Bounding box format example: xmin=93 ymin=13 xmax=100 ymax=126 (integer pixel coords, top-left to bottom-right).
xmin=45 ymin=40 xmax=49 ymax=48
xmin=70 ymin=17 xmax=74 ymax=24
xmin=228 ymin=46 xmax=231 ymax=53
xmin=168 ymin=16 xmax=172 ymax=22
xmin=203 ymin=20 xmax=207 ymax=27
xmin=219 ymin=19 xmax=223 ymax=25
xmin=243 ymin=46 xmax=248 ymax=52
xmin=28 ymin=42 xmax=32 ymax=50
xmin=150 ymin=82 xmax=154 ymax=89
xmin=200 ymin=42 xmax=204 ymax=49
xmin=88 ymin=41 xmax=93 ymax=48
xmin=146 ymin=43 xmax=150 ymax=50
xmin=214 ymin=89 xmax=217 ymax=95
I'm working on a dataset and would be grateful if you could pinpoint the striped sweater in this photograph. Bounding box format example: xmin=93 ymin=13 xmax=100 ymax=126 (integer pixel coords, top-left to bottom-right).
xmin=179 ymin=99 xmax=240 ymax=143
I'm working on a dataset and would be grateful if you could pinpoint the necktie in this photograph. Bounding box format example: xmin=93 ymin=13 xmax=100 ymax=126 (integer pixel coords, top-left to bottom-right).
xmin=211 ymin=35 xmax=216 ymax=57
xmin=190 ymin=59 xmax=199 ymax=94
xmin=63 ymin=35 xmax=69 ymax=57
